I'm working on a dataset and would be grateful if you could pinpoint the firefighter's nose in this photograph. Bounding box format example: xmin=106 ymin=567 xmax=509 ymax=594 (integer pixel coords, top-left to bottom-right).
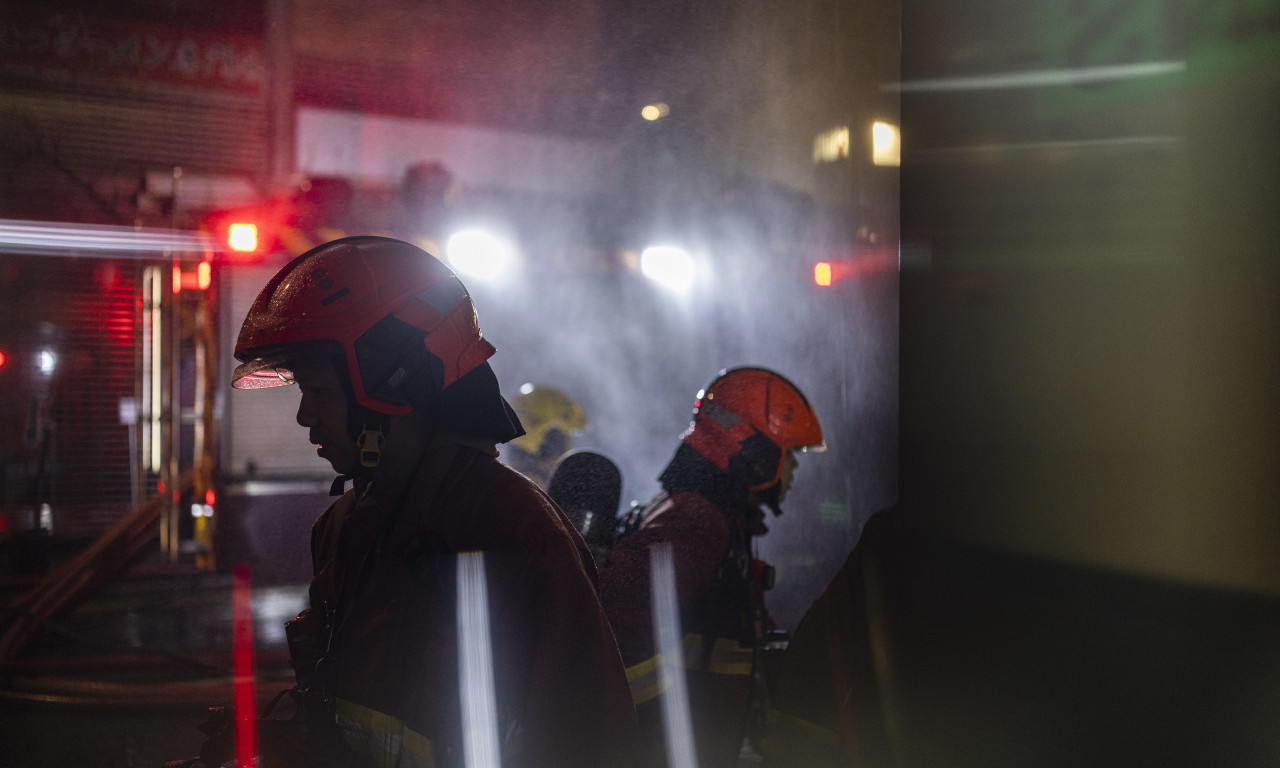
xmin=296 ymin=394 xmax=317 ymax=428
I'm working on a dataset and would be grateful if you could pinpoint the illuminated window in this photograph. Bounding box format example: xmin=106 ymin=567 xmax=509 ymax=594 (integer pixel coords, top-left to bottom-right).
xmin=813 ymin=127 xmax=850 ymax=162
xmin=641 ymin=103 xmax=670 ymax=121
xmin=872 ymin=121 xmax=901 ymax=167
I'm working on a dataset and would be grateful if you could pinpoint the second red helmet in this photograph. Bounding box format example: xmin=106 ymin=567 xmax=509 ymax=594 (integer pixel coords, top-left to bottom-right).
xmin=681 ymin=367 xmax=825 ymax=490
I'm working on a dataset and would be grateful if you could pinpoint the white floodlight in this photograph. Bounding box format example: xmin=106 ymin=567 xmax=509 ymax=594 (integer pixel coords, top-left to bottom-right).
xmin=38 ymin=349 xmax=58 ymax=376
xmin=446 ymin=229 xmax=516 ymax=282
xmin=640 ymin=245 xmax=696 ymax=293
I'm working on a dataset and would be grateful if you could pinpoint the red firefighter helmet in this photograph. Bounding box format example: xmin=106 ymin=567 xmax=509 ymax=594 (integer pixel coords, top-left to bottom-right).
xmin=682 ymin=367 xmax=825 ymax=490
xmin=231 ymin=236 xmax=495 ymax=415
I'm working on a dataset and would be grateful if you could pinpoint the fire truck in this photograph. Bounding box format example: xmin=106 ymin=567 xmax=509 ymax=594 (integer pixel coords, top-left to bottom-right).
xmin=1 ymin=163 xmax=891 ymax=576
xmin=0 ymin=157 xmax=896 ymax=708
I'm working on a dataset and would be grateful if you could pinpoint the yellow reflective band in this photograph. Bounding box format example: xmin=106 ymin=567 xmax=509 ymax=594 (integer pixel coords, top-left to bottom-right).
xmin=681 ymin=632 xmax=705 ymax=670
xmin=679 ymin=633 xmax=751 ymax=674
xmin=628 ymin=634 xmax=753 ymax=709
xmin=336 ymin=698 xmax=435 ymax=768
xmin=708 ymin=637 xmax=754 ymax=676
xmin=625 ymin=654 xmax=669 ymax=705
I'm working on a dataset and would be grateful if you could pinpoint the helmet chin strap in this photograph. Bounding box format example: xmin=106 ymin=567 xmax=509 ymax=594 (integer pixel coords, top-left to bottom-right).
xmin=330 ymin=407 xmax=389 ymax=496
xmin=347 ymin=402 xmax=390 ymax=470
xmin=358 ymin=423 xmax=385 ymax=468
xmin=755 ymin=481 xmax=784 ymax=517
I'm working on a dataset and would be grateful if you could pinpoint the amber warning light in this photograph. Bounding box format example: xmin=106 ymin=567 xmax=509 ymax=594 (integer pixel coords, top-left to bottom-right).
xmin=814 ymin=252 xmax=897 ymax=286
xmin=814 ymin=261 xmax=833 ymax=287
xmin=227 ymin=223 xmax=258 ymax=252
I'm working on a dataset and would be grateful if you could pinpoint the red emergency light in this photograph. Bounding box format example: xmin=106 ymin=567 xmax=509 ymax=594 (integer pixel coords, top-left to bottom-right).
xmin=227 ymin=223 xmax=259 ymax=253
xmin=814 ymin=251 xmax=897 ymax=286
xmin=172 ymin=261 xmax=212 ymax=293
xmin=0 ymin=349 xmax=6 ymax=369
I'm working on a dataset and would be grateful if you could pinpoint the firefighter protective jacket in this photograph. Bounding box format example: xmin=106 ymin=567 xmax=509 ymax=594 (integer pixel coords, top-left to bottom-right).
xmin=308 ymin=441 xmax=640 ymax=768
xmin=598 ymin=491 xmax=762 ymax=768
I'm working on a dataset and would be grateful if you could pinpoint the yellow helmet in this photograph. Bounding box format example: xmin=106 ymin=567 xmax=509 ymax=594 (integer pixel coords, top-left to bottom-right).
xmin=509 ymin=384 xmax=587 ymax=460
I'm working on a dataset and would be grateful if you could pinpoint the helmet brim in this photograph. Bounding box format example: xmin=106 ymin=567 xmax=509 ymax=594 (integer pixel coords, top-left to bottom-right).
xmin=231 ymin=349 xmax=301 ymax=389
xmin=231 ymin=340 xmax=343 ymax=390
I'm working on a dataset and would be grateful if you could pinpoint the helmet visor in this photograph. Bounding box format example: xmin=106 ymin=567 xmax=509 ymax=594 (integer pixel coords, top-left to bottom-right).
xmin=797 ymin=439 xmax=827 ymax=455
xmin=232 ymin=341 xmax=340 ymax=390
xmin=231 ymin=354 xmax=297 ymax=389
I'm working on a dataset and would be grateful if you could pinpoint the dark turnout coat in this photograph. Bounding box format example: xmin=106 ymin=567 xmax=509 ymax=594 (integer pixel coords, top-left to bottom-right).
xmin=308 ymin=441 xmax=640 ymax=768
xmin=599 ymin=491 xmax=762 ymax=768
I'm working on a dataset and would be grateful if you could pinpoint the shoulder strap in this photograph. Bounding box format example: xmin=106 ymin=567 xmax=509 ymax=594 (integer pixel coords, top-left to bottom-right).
xmin=612 ymin=491 xmax=668 ymax=544
xmin=638 ymin=492 xmax=676 ymax=529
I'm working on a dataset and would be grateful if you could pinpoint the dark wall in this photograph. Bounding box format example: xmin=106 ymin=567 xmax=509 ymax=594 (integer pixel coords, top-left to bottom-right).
xmin=895 ymin=0 xmax=1280 ymax=765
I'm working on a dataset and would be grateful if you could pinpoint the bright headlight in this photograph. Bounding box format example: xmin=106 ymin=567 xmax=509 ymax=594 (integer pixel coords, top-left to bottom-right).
xmin=640 ymin=245 xmax=695 ymax=292
xmin=446 ymin=229 xmax=516 ymax=282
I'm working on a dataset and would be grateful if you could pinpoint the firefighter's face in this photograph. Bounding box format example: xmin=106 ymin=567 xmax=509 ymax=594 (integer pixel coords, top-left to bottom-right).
xmin=747 ymin=451 xmax=799 ymax=535
xmin=292 ymin=354 xmax=360 ymax=475
xmin=778 ymin=449 xmax=798 ymax=501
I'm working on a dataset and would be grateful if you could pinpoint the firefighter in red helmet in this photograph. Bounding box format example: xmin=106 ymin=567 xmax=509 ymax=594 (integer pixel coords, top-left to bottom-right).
xmin=231 ymin=236 xmax=639 ymax=768
xmin=598 ymin=367 xmax=825 ymax=768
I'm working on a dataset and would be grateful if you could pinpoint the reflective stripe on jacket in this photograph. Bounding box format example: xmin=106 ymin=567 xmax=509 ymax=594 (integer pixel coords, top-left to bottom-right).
xmin=624 ymin=630 xmax=756 ymax=705
xmin=337 ymin=697 xmax=436 ymax=768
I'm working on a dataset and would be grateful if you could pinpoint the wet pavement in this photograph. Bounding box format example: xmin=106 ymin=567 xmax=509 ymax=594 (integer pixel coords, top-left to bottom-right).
xmin=1 ymin=563 xmax=306 ymax=768
xmin=5 ymin=535 xmax=1280 ymax=767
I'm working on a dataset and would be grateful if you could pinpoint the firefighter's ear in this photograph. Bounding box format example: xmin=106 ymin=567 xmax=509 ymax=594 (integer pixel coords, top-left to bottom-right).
xmin=353 ymin=314 xmax=445 ymax=410
xmin=729 ymin=433 xmax=781 ymax=488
